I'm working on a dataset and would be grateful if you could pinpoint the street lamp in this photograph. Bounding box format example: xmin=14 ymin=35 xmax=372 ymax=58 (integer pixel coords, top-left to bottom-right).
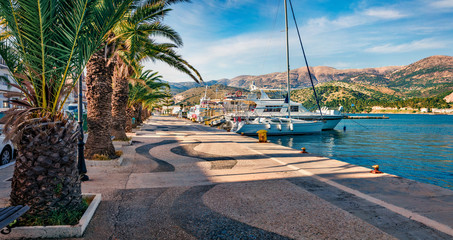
xmin=77 ymin=75 xmax=89 ymax=181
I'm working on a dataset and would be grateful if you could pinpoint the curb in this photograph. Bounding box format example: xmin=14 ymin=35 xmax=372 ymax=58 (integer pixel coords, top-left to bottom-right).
xmin=0 ymin=161 xmax=15 ymax=170
xmin=85 ymin=156 xmax=123 ymax=167
xmin=7 ymin=193 xmax=101 ymax=239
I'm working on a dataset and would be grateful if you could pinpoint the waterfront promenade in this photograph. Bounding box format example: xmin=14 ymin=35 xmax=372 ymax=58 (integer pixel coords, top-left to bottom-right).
xmin=0 ymin=116 xmax=452 ymax=239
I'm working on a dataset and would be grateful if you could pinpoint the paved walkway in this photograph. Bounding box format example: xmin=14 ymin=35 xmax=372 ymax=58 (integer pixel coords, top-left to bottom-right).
xmin=1 ymin=116 xmax=452 ymax=239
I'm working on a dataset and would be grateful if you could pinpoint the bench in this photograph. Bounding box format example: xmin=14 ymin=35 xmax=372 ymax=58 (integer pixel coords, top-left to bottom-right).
xmin=0 ymin=205 xmax=30 ymax=234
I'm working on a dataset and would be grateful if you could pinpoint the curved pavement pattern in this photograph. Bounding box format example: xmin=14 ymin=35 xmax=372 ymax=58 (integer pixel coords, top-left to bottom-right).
xmin=135 ymin=140 xmax=177 ymax=172
xmin=75 ymin=116 xmax=453 ymax=240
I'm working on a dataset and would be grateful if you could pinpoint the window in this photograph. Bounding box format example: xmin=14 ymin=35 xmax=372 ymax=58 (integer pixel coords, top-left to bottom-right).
xmin=264 ymin=106 xmax=282 ymax=112
xmin=290 ymin=106 xmax=299 ymax=112
xmin=0 ymin=74 xmax=8 ymax=85
xmin=3 ymin=101 xmax=9 ymax=108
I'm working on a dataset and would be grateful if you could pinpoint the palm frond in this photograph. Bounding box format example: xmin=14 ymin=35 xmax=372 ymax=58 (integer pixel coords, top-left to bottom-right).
xmin=144 ymin=42 xmax=202 ymax=83
xmin=0 ymin=0 xmax=133 ymax=117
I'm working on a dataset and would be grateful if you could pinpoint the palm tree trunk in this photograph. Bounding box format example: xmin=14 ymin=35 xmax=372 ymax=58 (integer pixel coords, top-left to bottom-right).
xmin=137 ymin=105 xmax=143 ymax=124
xmin=85 ymin=46 xmax=116 ymax=159
xmin=111 ymin=63 xmax=129 ymax=140
xmin=125 ymin=106 xmax=134 ymax=132
xmin=10 ymin=118 xmax=82 ymax=216
xmin=131 ymin=103 xmax=140 ymax=128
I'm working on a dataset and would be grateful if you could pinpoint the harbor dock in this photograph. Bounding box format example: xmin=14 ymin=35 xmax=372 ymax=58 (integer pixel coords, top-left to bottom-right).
xmin=1 ymin=115 xmax=452 ymax=239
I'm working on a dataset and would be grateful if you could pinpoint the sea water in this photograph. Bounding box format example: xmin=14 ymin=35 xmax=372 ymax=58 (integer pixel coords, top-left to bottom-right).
xmin=267 ymin=114 xmax=453 ymax=190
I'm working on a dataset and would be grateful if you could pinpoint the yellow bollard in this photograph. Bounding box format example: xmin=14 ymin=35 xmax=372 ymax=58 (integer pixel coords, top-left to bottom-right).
xmin=370 ymin=165 xmax=383 ymax=174
xmin=301 ymin=147 xmax=308 ymax=154
xmin=257 ymin=130 xmax=267 ymax=143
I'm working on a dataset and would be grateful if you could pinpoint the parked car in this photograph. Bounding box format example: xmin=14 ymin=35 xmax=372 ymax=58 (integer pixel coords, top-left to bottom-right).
xmin=0 ymin=124 xmax=15 ymax=165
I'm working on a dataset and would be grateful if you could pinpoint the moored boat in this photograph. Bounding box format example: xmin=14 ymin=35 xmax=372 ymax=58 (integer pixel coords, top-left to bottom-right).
xmin=224 ymin=88 xmax=343 ymax=130
xmin=233 ymin=117 xmax=323 ymax=135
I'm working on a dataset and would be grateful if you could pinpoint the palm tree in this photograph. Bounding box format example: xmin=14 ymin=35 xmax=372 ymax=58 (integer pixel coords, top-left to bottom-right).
xmin=126 ymin=70 xmax=169 ymax=129
xmin=110 ymin=0 xmax=202 ymax=140
xmin=0 ymin=0 xmax=131 ymax=218
xmin=84 ymin=37 xmax=117 ymax=158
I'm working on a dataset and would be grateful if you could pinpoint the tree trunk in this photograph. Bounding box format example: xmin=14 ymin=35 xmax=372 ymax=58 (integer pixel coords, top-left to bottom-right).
xmin=131 ymin=103 xmax=140 ymax=128
xmin=85 ymin=46 xmax=116 ymax=159
xmin=125 ymin=106 xmax=134 ymax=132
xmin=137 ymin=105 xmax=143 ymax=124
xmin=10 ymin=118 xmax=82 ymax=217
xmin=143 ymin=109 xmax=149 ymax=121
xmin=111 ymin=63 xmax=129 ymax=141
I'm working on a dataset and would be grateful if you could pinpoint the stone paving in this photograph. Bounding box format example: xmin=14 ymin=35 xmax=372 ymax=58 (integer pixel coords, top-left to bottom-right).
xmin=0 ymin=116 xmax=452 ymax=239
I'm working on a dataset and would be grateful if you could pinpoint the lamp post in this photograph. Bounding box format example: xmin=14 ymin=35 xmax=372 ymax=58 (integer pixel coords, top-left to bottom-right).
xmin=77 ymin=75 xmax=89 ymax=181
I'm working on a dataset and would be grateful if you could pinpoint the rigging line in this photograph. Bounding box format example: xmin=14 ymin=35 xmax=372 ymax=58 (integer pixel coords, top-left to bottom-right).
xmin=350 ymin=118 xmax=369 ymax=130
xmin=288 ymin=0 xmax=324 ymax=120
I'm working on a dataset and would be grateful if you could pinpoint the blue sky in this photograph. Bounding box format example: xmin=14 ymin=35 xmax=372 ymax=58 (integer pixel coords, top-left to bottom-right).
xmin=143 ymin=0 xmax=453 ymax=83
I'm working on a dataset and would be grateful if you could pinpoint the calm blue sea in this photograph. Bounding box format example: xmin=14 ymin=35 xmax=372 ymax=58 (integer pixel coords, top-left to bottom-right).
xmin=266 ymin=114 xmax=453 ymax=190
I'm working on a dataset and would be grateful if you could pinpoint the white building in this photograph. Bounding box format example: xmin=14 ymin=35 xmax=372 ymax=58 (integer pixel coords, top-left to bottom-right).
xmin=0 ymin=58 xmax=22 ymax=114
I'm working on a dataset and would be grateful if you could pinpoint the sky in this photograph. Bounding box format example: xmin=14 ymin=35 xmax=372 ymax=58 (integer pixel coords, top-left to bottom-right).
xmin=143 ymin=0 xmax=453 ymax=83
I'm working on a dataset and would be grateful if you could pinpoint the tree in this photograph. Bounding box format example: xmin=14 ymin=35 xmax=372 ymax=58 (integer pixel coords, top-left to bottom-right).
xmin=0 ymin=0 xmax=131 ymax=218
xmin=110 ymin=0 xmax=202 ymax=140
xmin=84 ymin=39 xmax=117 ymax=158
xmin=126 ymin=70 xmax=169 ymax=131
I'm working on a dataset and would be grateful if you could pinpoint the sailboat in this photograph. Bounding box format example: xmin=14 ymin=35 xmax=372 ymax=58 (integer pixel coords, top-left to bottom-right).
xmin=234 ymin=0 xmax=323 ymax=135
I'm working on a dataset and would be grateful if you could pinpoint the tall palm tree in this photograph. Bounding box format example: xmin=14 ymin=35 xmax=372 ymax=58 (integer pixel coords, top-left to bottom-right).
xmin=84 ymin=37 xmax=117 ymax=158
xmin=0 ymin=0 xmax=131 ymax=217
xmin=110 ymin=0 xmax=202 ymax=140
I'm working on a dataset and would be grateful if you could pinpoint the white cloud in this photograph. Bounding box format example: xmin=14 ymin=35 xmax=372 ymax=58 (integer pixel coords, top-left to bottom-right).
xmin=365 ymin=38 xmax=449 ymax=53
xmin=303 ymin=7 xmax=408 ymax=35
xmin=365 ymin=8 xmax=407 ymax=19
xmin=430 ymin=0 xmax=453 ymax=8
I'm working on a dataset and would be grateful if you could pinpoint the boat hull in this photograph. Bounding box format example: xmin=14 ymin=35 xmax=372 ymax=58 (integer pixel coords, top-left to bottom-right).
xmin=230 ymin=115 xmax=342 ymax=130
xmin=235 ymin=121 xmax=323 ymax=135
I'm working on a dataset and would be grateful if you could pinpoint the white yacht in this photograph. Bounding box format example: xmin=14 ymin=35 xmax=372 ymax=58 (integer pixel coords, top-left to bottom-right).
xmin=233 ymin=117 xmax=323 ymax=135
xmin=227 ymin=0 xmax=328 ymax=136
xmin=225 ymin=88 xmax=344 ymax=130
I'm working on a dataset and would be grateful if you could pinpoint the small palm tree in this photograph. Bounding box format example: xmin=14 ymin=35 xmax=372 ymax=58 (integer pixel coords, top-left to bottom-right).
xmin=0 ymin=0 xmax=131 ymax=217
xmin=126 ymin=70 xmax=169 ymax=130
xmin=110 ymin=0 xmax=202 ymax=140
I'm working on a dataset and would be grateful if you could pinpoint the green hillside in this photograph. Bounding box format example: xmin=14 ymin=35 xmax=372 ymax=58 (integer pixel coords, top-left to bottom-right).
xmin=292 ymin=81 xmax=452 ymax=113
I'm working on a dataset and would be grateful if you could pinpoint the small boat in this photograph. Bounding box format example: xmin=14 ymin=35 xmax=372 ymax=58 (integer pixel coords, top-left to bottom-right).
xmin=234 ymin=117 xmax=323 ymax=135
xmin=187 ymin=86 xmax=225 ymax=122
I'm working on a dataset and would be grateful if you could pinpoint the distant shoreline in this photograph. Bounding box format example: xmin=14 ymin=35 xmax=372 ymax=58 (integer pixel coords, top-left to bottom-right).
xmin=349 ymin=111 xmax=453 ymax=115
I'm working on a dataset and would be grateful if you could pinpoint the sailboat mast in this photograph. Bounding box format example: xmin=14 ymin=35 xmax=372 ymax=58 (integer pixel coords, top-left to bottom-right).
xmin=284 ymin=0 xmax=291 ymax=120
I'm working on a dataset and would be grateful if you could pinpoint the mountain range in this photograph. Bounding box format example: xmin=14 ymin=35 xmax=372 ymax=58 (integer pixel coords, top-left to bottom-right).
xmin=172 ymin=55 xmax=453 ymax=107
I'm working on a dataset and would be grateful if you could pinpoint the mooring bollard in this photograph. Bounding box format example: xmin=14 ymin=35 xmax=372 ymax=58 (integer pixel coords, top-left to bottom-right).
xmin=370 ymin=164 xmax=383 ymax=174
xmin=301 ymin=147 xmax=308 ymax=154
xmin=257 ymin=130 xmax=267 ymax=143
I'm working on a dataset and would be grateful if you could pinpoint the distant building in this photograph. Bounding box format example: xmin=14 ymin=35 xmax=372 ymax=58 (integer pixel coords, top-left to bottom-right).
xmin=0 ymin=56 xmax=87 ymax=116
xmin=0 ymin=57 xmax=22 ymax=113
xmin=432 ymin=108 xmax=453 ymax=114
